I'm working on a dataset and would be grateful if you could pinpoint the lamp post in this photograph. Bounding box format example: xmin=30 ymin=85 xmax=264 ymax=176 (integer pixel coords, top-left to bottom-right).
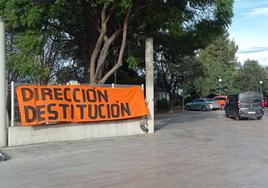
xmin=218 ymin=78 xmax=222 ymax=95
xmin=259 ymin=80 xmax=263 ymax=93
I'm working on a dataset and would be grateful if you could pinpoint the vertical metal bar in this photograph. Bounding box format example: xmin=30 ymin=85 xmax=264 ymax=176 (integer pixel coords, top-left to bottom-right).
xmin=11 ymin=81 xmax=14 ymax=127
xmin=141 ymin=84 xmax=144 ymax=90
xmin=182 ymin=95 xmax=185 ymax=112
xmin=112 ymin=83 xmax=114 ymax=88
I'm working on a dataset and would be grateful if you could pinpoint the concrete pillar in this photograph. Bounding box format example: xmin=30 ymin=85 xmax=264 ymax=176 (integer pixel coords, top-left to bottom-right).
xmin=145 ymin=38 xmax=154 ymax=133
xmin=0 ymin=18 xmax=7 ymax=147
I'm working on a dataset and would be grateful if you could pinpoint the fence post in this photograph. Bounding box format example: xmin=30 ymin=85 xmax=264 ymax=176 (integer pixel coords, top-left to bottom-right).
xmin=145 ymin=38 xmax=154 ymax=134
xmin=11 ymin=81 xmax=14 ymax=127
xmin=182 ymin=95 xmax=185 ymax=112
xmin=0 ymin=18 xmax=7 ymax=147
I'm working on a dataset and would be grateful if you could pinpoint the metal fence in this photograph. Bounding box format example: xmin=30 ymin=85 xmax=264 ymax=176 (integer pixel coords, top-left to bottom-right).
xmin=9 ymin=81 xmax=144 ymax=127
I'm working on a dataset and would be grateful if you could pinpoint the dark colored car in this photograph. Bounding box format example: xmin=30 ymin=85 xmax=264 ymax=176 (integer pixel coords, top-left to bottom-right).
xmin=185 ymin=98 xmax=219 ymax=111
xmin=225 ymin=92 xmax=264 ymax=120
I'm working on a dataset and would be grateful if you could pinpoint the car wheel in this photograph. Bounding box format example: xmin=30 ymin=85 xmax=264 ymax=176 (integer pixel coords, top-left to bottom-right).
xmin=185 ymin=106 xmax=190 ymax=111
xmin=257 ymin=116 xmax=262 ymax=120
xmin=201 ymin=106 xmax=207 ymax=111
xmin=234 ymin=111 xmax=240 ymax=121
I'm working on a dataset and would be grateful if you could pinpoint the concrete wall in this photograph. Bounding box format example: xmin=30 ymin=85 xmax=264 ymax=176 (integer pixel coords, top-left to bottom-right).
xmin=8 ymin=118 xmax=147 ymax=146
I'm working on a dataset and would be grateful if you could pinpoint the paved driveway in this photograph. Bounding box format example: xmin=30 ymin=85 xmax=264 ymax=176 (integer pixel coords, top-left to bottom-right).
xmin=1 ymin=110 xmax=268 ymax=188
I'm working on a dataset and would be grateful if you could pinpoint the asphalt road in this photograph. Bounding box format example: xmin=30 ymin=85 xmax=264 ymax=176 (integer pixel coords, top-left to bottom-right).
xmin=1 ymin=110 xmax=268 ymax=188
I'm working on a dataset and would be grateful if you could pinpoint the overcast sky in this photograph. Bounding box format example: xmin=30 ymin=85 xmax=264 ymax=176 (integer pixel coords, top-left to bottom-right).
xmin=228 ymin=0 xmax=268 ymax=66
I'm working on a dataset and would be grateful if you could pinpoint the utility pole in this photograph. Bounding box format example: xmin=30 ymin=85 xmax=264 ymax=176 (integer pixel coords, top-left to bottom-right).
xmin=0 ymin=18 xmax=7 ymax=147
xmin=145 ymin=38 xmax=154 ymax=133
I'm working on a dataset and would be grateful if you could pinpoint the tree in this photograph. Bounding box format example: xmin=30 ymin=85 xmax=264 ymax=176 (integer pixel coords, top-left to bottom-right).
xmin=155 ymin=46 xmax=206 ymax=107
xmin=194 ymin=33 xmax=238 ymax=96
xmin=1 ymin=0 xmax=67 ymax=84
xmin=1 ymin=0 xmax=234 ymax=84
xmin=234 ymin=60 xmax=268 ymax=94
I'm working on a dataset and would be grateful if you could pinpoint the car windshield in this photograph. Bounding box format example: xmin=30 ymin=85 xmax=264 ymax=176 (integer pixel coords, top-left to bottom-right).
xmin=239 ymin=93 xmax=262 ymax=103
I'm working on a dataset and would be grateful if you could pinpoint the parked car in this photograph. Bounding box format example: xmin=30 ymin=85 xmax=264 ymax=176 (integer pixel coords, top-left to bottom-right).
xmin=263 ymin=97 xmax=268 ymax=107
xmin=185 ymin=98 xmax=219 ymax=111
xmin=212 ymin=95 xmax=227 ymax=109
xmin=225 ymin=92 xmax=264 ymax=120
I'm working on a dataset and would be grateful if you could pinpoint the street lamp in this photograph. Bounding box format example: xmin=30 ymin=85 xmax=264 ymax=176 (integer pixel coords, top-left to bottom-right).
xmin=259 ymin=80 xmax=263 ymax=93
xmin=218 ymin=78 xmax=222 ymax=95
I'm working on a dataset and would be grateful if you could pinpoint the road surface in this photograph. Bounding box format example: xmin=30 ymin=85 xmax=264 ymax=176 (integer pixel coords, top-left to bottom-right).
xmin=1 ymin=110 xmax=268 ymax=188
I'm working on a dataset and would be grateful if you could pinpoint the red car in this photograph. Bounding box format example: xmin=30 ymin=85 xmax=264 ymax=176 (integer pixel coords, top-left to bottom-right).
xmin=212 ymin=95 xmax=227 ymax=109
xmin=263 ymin=97 xmax=268 ymax=107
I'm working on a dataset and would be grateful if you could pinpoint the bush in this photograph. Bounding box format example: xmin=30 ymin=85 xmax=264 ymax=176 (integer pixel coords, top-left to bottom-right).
xmin=184 ymin=96 xmax=194 ymax=104
xmin=156 ymin=99 xmax=170 ymax=111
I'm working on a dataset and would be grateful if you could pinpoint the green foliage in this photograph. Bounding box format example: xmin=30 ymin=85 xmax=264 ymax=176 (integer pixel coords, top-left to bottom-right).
xmin=127 ymin=55 xmax=138 ymax=69
xmin=6 ymin=29 xmax=50 ymax=82
xmin=193 ymin=77 xmax=210 ymax=97
xmin=49 ymin=0 xmax=233 ymax=83
xmin=56 ymin=65 xmax=84 ymax=84
xmin=1 ymin=0 xmax=67 ymax=84
xmin=155 ymin=51 xmax=206 ymax=100
xmin=1 ymin=0 xmax=234 ymax=84
xmin=234 ymin=60 xmax=268 ymax=94
xmin=0 ymin=0 xmax=45 ymax=30
xmin=119 ymin=0 xmax=132 ymax=11
xmin=194 ymin=33 xmax=238 ymax=96
xmin=156 ymin=99 xmax=170 ymax=111
xmin=15 ymin=31 xmax=42 ymax=54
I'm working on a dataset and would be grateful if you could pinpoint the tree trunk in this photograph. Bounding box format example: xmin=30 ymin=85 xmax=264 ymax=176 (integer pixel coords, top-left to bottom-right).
xmin=87 ymin=5 xmax=131 ymax=85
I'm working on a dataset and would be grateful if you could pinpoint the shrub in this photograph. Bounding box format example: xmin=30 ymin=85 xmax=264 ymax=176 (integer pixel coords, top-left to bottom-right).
xmin=157 ymin=99 xmax=170 ymax=111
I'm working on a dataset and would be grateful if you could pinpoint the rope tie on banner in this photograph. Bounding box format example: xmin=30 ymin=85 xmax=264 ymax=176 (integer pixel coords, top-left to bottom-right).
xmin=0 ymin=151 xmax=7 ymax=161
xmin=140 ymin=116 xmax=149 ymax=133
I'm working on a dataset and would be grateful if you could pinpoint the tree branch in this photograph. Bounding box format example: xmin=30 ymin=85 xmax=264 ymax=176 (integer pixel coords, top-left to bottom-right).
xmin=98 ymin=8 xmax=131 ymax=84
xmin=94 ymin=28 xmax=123 ymax=80
xmin=89 ymin=5 xmax=108 ymax=84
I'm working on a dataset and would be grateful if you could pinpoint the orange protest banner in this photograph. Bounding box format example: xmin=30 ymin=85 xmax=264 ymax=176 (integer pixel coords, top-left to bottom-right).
xmin=16 ymin=85 xmax=148 ymax=126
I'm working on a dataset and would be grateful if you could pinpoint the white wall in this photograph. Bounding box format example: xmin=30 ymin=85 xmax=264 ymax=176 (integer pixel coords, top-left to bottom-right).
xmin=8 ymin=118 xmax=147 ymax=146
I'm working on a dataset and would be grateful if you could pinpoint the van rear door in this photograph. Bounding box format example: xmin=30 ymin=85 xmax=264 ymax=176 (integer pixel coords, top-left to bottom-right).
xmin=239 ymin=92 xmax=263 ymax=111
